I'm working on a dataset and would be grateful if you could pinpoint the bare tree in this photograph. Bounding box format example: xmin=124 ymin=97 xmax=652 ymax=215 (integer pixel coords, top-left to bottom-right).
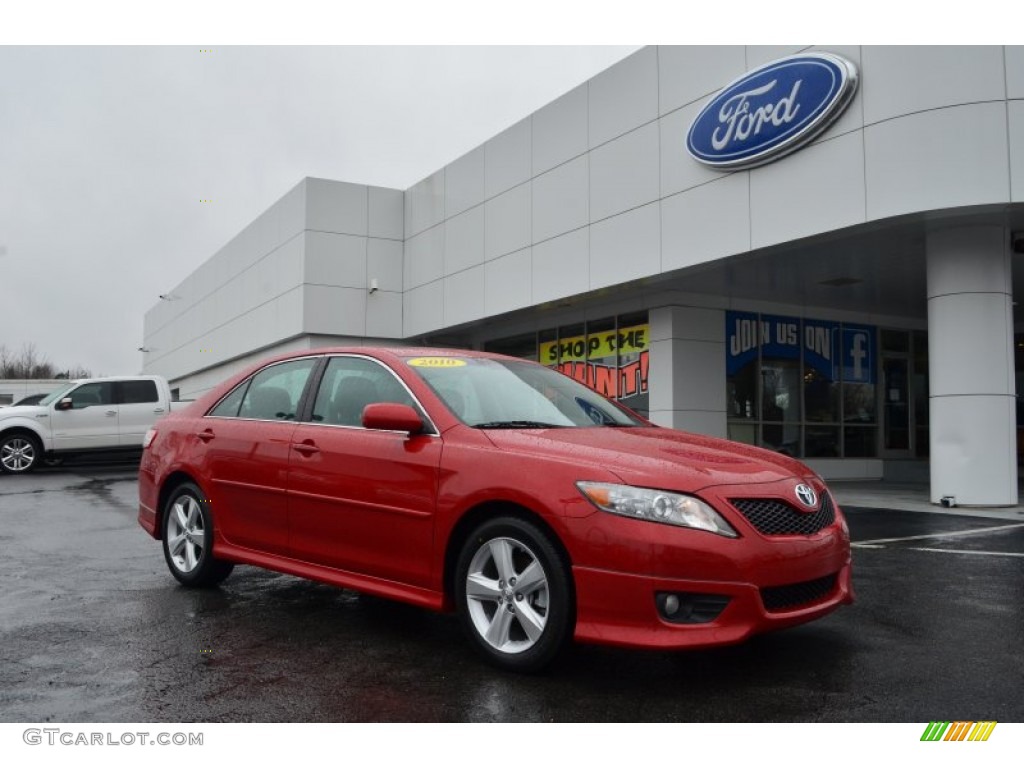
xmin=0 ymin=343 xmax=89 ymax=379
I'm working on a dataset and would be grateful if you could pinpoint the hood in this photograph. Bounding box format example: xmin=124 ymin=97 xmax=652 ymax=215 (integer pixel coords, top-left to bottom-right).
xmin=0 ymin=405 xmax=47 ymax=420
xmin=481 ymin=426 xmax=814 ymax=492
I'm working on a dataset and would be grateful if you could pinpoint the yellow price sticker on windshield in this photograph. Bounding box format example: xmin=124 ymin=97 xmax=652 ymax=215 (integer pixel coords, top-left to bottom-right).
xmin=407 ymin=357 xmax=467 ymax=368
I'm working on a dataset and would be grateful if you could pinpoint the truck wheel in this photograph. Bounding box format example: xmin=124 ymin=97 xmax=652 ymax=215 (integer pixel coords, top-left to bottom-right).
xmin=162 ymin=482 xmax=234 ymax=587
xmin=0 ymin=432 xmax=42 ymax=474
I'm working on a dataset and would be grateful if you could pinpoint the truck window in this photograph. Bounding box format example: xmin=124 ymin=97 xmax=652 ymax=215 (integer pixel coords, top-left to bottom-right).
xmin=67 ymin=382 xmax=115 ymax=409
xmin=120 ymin=380 xmax=159 ymax=404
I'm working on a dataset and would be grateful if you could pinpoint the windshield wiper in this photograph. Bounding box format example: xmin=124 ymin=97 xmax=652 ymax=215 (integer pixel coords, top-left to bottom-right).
xmin=471 ymin=420 xmax=567 ymax=429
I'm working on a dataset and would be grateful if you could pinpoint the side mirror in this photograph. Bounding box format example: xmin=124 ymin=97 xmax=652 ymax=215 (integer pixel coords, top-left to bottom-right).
xmin=362 ymin=403 xmax=424 ymax=434
xmin=56 ymin=397 xmax=73 ymax=411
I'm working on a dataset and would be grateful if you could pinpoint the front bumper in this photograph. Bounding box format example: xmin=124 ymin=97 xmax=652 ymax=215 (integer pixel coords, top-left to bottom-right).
xmin=567 ymin=478 xmax=854 ymax=649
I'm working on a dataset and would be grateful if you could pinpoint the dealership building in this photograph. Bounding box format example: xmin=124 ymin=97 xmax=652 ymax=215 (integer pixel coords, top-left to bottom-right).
xmin=142 ymin=46 xmax=1024 ymax=506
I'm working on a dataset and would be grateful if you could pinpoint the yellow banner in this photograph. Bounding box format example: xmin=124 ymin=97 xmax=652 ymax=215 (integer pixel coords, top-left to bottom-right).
xmin=540 ymin=324 xmax=649 ymax=365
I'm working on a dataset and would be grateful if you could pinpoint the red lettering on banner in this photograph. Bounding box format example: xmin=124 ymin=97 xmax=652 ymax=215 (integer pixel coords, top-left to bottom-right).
xmin=593 ymin=365 xmax=617 ymax=398
xmin=553 ymin=350 xmax=649 ymax=401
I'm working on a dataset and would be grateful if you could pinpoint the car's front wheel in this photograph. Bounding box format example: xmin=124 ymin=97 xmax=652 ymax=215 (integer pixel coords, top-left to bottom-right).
xmin=455 ymin=517 xmax=573 ymax=672
xmin=162 ymin=482 xmax=234 ymax=587
xmin=0 ymin=432 xmax=42 ymax=474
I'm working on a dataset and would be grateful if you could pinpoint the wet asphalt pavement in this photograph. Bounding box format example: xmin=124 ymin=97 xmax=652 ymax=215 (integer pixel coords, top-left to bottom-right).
xmin=1 ymin=464 xmax=1022 ymax=723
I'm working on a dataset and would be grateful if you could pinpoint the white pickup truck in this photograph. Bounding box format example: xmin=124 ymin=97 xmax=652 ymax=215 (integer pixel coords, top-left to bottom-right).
xmin=0 ymin=375 xmax=181 ymax=474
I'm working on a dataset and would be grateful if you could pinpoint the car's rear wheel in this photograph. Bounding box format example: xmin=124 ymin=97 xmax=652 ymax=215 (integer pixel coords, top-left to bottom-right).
xmin=455 ymin=517 xmax=573 ymax=672
xmin=0 ymin=433 xmax=42 ymax=474
xmin=162 ymin=482 xmax=234 ymax=587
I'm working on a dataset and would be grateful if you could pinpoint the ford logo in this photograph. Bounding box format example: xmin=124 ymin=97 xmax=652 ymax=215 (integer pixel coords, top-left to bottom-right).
xmin=686 ymin=53 xmax=858 ymax=171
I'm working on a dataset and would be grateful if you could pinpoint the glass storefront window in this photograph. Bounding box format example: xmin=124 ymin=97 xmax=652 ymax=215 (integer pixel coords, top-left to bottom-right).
xmin=727 ymin=311 xmax=883 ymax=459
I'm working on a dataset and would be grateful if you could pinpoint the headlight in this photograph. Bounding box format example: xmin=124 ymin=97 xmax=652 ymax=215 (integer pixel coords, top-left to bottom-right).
xmin=576 ymin=482 xmax=738 ymax=538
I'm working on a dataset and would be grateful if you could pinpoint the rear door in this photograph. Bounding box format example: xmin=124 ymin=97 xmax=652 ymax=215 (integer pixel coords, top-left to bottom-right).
xmin=287 ymin=355 xmax=442 ymax=587
xmin=117 ymin=379 xmax=164 ymax=447
xmin=197 ymin=357 xmax=319 ymax=555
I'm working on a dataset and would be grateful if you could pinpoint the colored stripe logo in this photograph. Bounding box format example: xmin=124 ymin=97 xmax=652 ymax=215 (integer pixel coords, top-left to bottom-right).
xmin=921 ymin=722 xmax=997 ymax=741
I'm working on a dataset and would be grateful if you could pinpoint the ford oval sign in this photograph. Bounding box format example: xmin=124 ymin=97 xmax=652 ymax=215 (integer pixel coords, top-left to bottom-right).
xmin=686 ymin=53 xmax=858 ymax=171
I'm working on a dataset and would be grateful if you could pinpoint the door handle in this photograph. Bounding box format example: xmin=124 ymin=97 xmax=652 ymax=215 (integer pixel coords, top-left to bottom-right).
xmin=197 ymin=429 xmax=215 ymax=443
xmin=153 ymin=408 xmax=165 ymax=414
xmin=292 ymin=440 xmax=320 ymax=456
xmin=105 ymin=410 xmax=117 ymax=417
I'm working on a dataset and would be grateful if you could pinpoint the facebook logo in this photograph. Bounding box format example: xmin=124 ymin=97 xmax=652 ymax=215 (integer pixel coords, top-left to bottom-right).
xmin=842 ymin=327 xmax=874 ymax=384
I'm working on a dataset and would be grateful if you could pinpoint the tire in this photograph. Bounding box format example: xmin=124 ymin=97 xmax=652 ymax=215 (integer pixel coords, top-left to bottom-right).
xmin=0 ymin=432 xmax=42 ymax=474
xmin=161 ymin=482 xmax=234 ymax=588
xmin=455 ymin=516 xmax=573 ymax=672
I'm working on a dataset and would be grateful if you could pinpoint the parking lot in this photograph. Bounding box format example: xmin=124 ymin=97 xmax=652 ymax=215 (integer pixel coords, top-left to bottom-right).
xmin=1 ymin=464 xmax=1023 ymax=723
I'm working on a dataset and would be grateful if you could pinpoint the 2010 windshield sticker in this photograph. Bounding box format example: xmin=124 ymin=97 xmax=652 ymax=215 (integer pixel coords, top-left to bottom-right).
xmin=407 ymin=357 xmax=467 ymax=368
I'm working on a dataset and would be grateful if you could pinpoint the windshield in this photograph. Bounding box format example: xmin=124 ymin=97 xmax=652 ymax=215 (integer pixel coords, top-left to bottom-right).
xmin=38 ymin=382 xmax=77 ymax=406
xmin=405 ymin=356 xmax=644 ymax=428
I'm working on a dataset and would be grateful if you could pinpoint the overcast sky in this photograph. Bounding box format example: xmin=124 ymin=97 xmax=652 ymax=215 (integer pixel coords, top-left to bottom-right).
xmin=0 ymin=45 xmax=638 ymax=377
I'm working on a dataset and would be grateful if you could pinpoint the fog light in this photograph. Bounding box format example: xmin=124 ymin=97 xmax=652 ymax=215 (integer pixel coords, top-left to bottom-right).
xmin=663 ymin=594 xmax=680 ymax=616
xmin=655 ymin=592 xmax=731 ymax=624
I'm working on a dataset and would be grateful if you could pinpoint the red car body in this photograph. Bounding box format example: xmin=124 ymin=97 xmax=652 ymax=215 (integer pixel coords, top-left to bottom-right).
xmin=139 ymin=347 xmax=853 ymax=666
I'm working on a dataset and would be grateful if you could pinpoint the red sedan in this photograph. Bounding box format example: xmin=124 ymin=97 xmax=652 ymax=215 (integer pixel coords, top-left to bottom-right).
xmin=139 ymin=347 xmax=853 ymax=671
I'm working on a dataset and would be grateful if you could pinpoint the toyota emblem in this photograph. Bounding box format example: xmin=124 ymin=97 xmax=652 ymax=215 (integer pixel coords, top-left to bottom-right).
xmin=795 ymin=484 xmax=818 ymax=509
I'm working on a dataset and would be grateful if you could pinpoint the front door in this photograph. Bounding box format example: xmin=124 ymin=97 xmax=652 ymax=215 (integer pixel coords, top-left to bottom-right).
xmin=49 ymin=381 xmax=118 ymax=451
xmin=881 ymin=356 xmax=912 ymax=456
xmin=287 ymin=355 xmax=441 ymax=588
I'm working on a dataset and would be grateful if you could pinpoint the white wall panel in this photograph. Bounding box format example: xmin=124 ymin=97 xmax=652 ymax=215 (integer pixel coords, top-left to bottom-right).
xmin=751 ymin=131 xmax=866 ymax=249
xmin=485 ymin=248 xmax=532 ymax=316
xmin=532 ymin=83 xmax=588 ymax=175
xmin=485 ymin=118 xmax=531 ymax=199
xmin=865 ymin=102 xmax=1010 ymax=220
xmin=303 ymin=285 xmax=366 ymax=336
xmin=660 ymin=101 xmax=732 ymax=198
xmin=368 ymin=187 xmax=404 ymax=240
xmin=403 ymin=280 xmax=444 ymax=337
xmin=589 ymin=46 xmax=658 ymax=148
xmin=589 ymin=122 xmax=660 ymax=222
xmin=367 ymin=238 xmax=403 ymax=293
xmin=532 ymin=228 xmax=589 ymax=305
xmin=277 ymin=179 xmax=307 ymax=244
xmin=1007 ymin=46 xmax=1024 ymax=98
xmin=928 ymin=293 xmax=1013 ymax=395
xmin=1011 ymin=101 xmax=1024 ymax=202
xmin=445 ymin=145 xmax=486 ymax=218
xmin=305 ymin=179 xmax=368 ymax=236
xmin=444 ymin=206 xmax=485 ymax=275
xmin=930 ymin=396 xmax=1017 ymax=505
xmin=365 ymin=291 xmax=403 ymax=338
xmin=662 ymin=174 xmax=750 ymax=273
xmin=405 ymin=170 xmax=445 ymax=238
xmin=745 ymin=46 xmax=809 ymax=68
xmin=444 ymin=266 xmax=485 ymax=327
xmin=532 ymin=155 xmax=588 ymax=243
xmin=862 ymin=46 xmax=1006 ymax=125
xmin=404 ymin=225 xmax=445 ymax=289
xmin=485 ymin=184 xmax=531 ymax=260
xmin=589 ymin=203 xmax=660 ymax=290
xmin=304 ymin=231 xmax=366 ymax=288
xmin=658 ymin=45 xmax=745 ymax=115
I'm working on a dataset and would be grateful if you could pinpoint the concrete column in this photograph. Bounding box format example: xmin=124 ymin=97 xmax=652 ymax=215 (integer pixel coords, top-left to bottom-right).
xmin=648 ymin=306 xmax=727 ymax=436
xmin=926 ymin=226 xmax=1017 ymax=506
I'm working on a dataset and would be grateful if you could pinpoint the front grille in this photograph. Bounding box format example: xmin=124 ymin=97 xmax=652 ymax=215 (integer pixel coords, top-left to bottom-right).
xmin=760 ymin=573 xmax=838 ymax=613
xmin=730 ymin=493 xmax=835 ymax=536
